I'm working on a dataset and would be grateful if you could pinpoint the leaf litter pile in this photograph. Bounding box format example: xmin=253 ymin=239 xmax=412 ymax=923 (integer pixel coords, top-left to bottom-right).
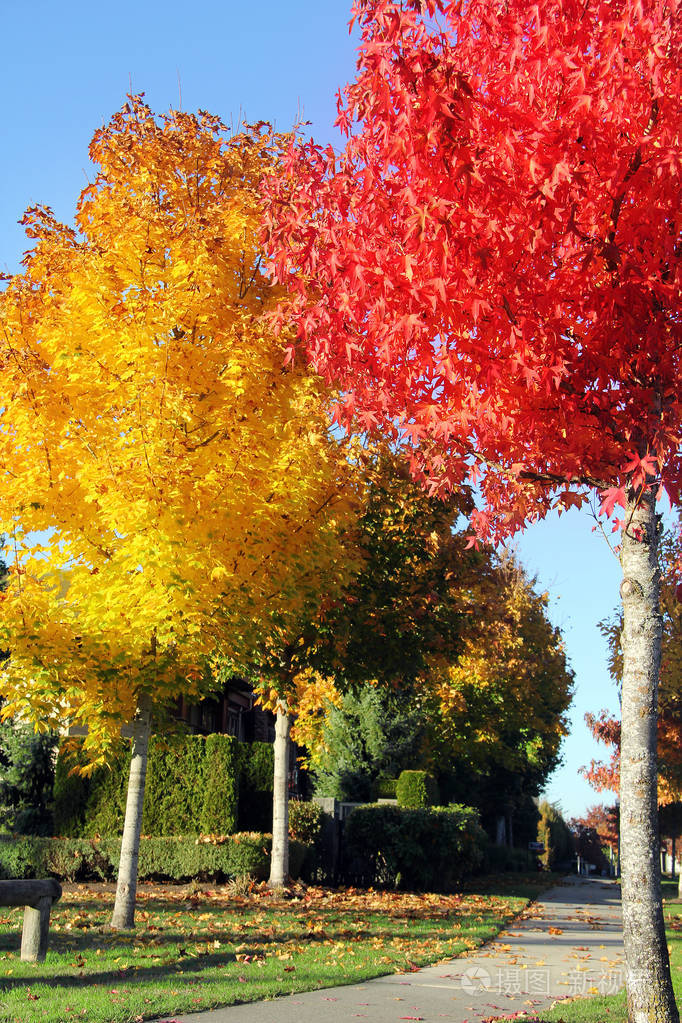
xmin=0 ymin=879 xmax=539 ymax=1023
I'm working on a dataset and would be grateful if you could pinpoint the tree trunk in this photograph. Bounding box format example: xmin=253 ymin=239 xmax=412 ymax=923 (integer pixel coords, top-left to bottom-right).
xmin=671 ymin=837 xmax=676 ymax=880
xmin=268 ymin=701 xmax=291 ymax=888
xmin=619 ymin=490 xmax=679 ymax=1023
xmin=111 ymin=692 xmax=152 ymax=930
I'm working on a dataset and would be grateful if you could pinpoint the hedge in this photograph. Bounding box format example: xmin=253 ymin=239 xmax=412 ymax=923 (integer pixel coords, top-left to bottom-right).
xmin=53 ymin=735 xmax=274 ymax=837
xmin=0 ymin=833 xmax=309 ymax=884
xmin=343 ymin=803 xmax=485 ymax=891
xmin=395 ymin=770 xmax=439 ymax=809
xmin=481 ymin=843 xmax=537 ymax=873
xmin=288 ymin=800 xmax=323 ymax=845
xmin=375 ymin=778 xmax=398 ymax=799
xmin=237 ymin=743 xmax=275 ymax=833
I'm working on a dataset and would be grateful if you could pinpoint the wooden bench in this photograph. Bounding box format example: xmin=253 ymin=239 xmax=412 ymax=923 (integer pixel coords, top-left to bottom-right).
xmin=0 ymin=879 xmax=62 ymax=962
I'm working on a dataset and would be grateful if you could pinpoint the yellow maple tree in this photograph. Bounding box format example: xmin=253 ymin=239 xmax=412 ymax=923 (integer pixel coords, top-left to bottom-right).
xmin=0 ymin=98 xmax=358 ymax=924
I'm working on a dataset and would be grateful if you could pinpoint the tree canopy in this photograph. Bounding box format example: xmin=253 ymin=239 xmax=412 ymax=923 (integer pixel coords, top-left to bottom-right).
xmin=264 ymin=2 xmax=681 ymax=1018
xmin=0 ymin=98 xmax=358 ymax=764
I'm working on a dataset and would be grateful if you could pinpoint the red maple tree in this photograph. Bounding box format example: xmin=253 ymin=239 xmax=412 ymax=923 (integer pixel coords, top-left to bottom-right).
xmin=264 ymin=1 xmax=681 ymax=1019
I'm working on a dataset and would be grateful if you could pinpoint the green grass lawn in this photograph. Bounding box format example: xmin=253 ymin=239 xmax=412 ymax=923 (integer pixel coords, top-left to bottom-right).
xmin=0 ymin=874 xmax=552 ymax=1023
xmin=539 ymin=880 xmax=681 ymax=1023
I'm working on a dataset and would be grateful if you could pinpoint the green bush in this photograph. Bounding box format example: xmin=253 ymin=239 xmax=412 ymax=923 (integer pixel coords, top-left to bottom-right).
xmin=375 ymin=778 xmax=398 ymax=799
xmin=396 ymin=770 xmax=439 ymax=809
xmin=50 ymin=748 xmax=86 ymax=838
xmin=0 ymin=833 xmax=310 ymax=883
xmin=288 ymin=800 xmax=323 ymax=845
xmin=144 ymin=737 xmax=206 ymax=835
xmin=237 ymin=743 xmax=274 ymax=833
xmin=199 ymin=735 xmax=240 ymax=835
xmin=53 ymin=735 xmax=265 ymax=838
xmin=482 ymin=843 xmax=536 ymax=873
xmin=0 ymin=718 xmax=57 ymax=835
xmin=343 ymin=803 xmax=485 ymax=891
xmin=537 ymin=799 xmax=573 ymax=870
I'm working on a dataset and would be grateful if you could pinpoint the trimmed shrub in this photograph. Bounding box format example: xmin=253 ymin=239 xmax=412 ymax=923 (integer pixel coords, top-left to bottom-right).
xmin=482 ymin=843 xmax=536 ymax=873
xmin=537 ymin=799 xmax=573 ymax=870
xmin=375 ymin=778 xmax=398 ymax=799
xmin=144 ymin=737 xmax=207 ymax=835
xmin=53 ymin=734 xmax=257 ymax=837
xmin=396 ymin=770 xmax=439 ymax=809
xmin=237 ymin=743 xmax=274 ymax=833
xmin=343 ymin=803 xmax=485 ymax=891
xmin=52 ymin=748 xmax=95 ymax=837
xmin=288 ymin=800 xmax=323 ymax=845
xmin=86 ymin=752 xmax=130 ymax=836
xmin=0 ymin=833 xmax=309 ymax=883
xmin=199 ymin=735 xmax=240 ymax=835
xmin=0 ymin=719 xmax=57 ymax=835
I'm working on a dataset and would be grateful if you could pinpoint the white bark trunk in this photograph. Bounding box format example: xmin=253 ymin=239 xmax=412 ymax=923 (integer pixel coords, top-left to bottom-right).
xmin=619 ymin=490 xmax=679 ymax=1023
xmin=111 ymin=692 xmax=152 ymax=930
xmin=268 ymin=702 xmax=291 ymax=888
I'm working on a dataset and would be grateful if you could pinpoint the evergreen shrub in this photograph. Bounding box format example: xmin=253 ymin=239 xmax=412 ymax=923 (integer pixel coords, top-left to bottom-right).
xmin=0 ymin=720 xmax=58 ymax=835
xmin=237 ymin=743 xmax=274 ymax=832
xmin=288 ymin=800 xmax=323 ymax=845
xmin=343 ymin=803 xmax=484 ymax=891
xmin=52 ymin=735 xmax=272 ymax=837
xmin=199 ymin=735 xmax=240 ymax=834
xmin=375 ymin=778 xmax=398 ymax=799
xmin=396 ymin=770 xmax=439 ymax=808
xmin=482 ymin=842 xmax=536 ymax=873
xmin=0 ymin=833 xmax=309 ymax=883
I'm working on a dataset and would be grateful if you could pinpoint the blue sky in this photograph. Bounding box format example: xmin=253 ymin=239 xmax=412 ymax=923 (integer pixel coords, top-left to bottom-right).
xmin=2 ymin=0 xmax=627 ymax=819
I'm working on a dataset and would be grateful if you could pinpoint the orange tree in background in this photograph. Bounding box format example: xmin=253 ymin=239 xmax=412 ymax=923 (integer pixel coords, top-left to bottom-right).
xmin=586 ymin=524 xmax=682 ymax=802
xmin=264 ymin=1 xmax=681 ymax=1018
xmin=569 ymin=804 xmax=620 ymax=874
xmin=0 ymin=99 xmax=359 ymax=928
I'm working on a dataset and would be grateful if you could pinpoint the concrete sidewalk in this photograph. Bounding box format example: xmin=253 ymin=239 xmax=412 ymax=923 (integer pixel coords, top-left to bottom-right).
xmin=154 ymin=876 xmax=623 ymax=1023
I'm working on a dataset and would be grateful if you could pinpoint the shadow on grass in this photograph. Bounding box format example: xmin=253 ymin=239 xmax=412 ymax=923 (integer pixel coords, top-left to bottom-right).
xmin=0 ymin=942 xmax=402 ymax=996
xmin=0 ymin=917 xmax=498 ymax=958
xmin=0 ymin=948 xmax=241 ymax=992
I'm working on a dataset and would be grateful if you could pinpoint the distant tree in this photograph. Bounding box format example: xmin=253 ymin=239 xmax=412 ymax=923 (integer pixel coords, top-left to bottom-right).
xmin=0 ymin=100 xmax=359 ymax=926
xmin=0 ymin=548 xmax=57 ymax=835
xmin=570 ymin=804 xmax=619 ymax=874
xmin=579 ymin=803 xmax=620 ymax=856
xmin=659 ymin=802 xmax=682 ymax=896
xmin=308 ymin=684 xmax=425 ymax=802
xmin=428 ymin=555 xmax=573 ymax=804
xmin=570 ymin=819 xmax=610 ymax=874
xmin=537 ymin=800 xmax=573 ymax=871
xmin=0 ymin=715 xmax=57 ymax=835
xmin=591 ymin=526 xmax=682 ymax=802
